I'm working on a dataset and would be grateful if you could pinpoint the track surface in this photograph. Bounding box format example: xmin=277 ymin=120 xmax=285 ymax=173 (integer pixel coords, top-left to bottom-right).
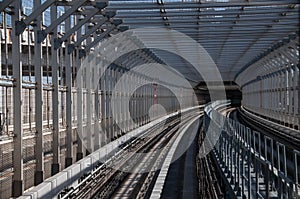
xmin=60 ymin=111 xmax=202 ymax=199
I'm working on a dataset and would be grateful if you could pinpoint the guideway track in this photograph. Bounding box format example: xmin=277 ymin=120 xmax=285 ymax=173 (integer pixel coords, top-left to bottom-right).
xmin=59 ymin=111 xmax=201 ymax=199
xmin=197 ymin=125 xmax=223 ymax=199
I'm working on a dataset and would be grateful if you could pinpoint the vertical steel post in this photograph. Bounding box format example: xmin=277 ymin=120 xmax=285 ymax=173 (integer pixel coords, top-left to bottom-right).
xmin=265 ymin=162 xmax=270 ymax=199
xmin=247 ymin=127 xmax=252 ymax=199
xmin=230 ymin=135 xmax=234 ymax=184
xmin=105 ymin=67 xmax=109 ymax=139
xmin=288 ymin=67 xmax=293 ymax=127
xmin=0 ymin=15 xmax=2 ymax=134
xmin=280 ymin=71 xmax=284 ymax=124
xmin=34 ymin=0 xmax=44 ymax=185
xmin=65 ymin=11 xmax=73 ymax=167
xmin=130 ymin=72 xmax=133 ymax=129
xmin=270 ymin=138 xmax=275 ymax=191
xmin=59 ymin=47 xmax=64 ymax=124
xmin=117 ymin=68 xmax=121 ymax=135
xmin=142 ymin=76 xmax=144 ymax=125
xmin=283 ymin=144 xmax=287 ymax=196
xmin=294 ymin=150 xmax=299 ymax=198
xmin=277 ymin=142 xmax=282 ymax=199
xmin=100 ymin=60 xmax=106 ymax=145
xmin=135 ymin=74 xmax=138 ymax=126
xmin=241 ymin=137 xmax=245 ymax=197
xmin=108 ymin=68 xmax=113 ymax=139
xmin=86 ymin=50 xmax=93 ymax=153
xmin=0 ymin=20 xmax=1 ymax=78
xmin=12 ymin=0 xmax=23 ymax=196
xmin=138 ymin=75 xmax=141 ymax=126
xmin=237 ymin=124 xmax=241 ymax=196
xmin=125 ymin=71 xmax=129 ymax=132
xmin=76 ymin=18 xmax=84 ymax=160
xmin=128 ymin=70 xmax=131 ymax=128
xmin=295 ymin=66 xmax=299 ymax=129
xmin=226 ymin=129 xmax=229 ymax=171
xmin=284 ymin=68 xmax=289 ymax=126
xmin=51 ymin=5 xmax=61 ymax=174
xmin=118 ymin=68 xmax=123 ymax=133
xmin=94 ymin=55 xmax=101 ymax=150
xmin=275 ymin=72 xmax=279 ymax=121
xmin=111 ymin=67 xmax=115 ymax=139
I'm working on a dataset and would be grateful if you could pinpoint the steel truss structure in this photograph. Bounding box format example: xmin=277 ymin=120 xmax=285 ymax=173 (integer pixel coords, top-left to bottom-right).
xmin=106 ymin=0 xmax=299 ymax=81
xmin=236 ymin=36 xmax=299 ymax=130
xmin=0 ymin=1 xmax=197 ymax=197
xmin=0 ymin=0 xmax=299 ymax=198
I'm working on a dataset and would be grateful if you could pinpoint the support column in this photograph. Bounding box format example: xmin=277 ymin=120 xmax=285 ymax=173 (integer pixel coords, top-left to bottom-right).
xmin=281 ymin=70 xmax=285 ymax=125
xmin=115 ymin=68 xmax=121 ymax=137
xmin=76 ymin=18 xmax=84 ymax=160
xmin=119 ymin=68 xmax=124 ymax=134
xmin=12 ymin=1 xmax=23 ymax=197
xmin=296 ymin=65 xmax=300 ymax=129
xmin=133 ymin=73 xmax=137 ymax=128
xmin=284 ymin=69 xmax=289 ymax=126
xmin=270 ymin=75 xmax=274 ymax=119
xmin=276 ymin=72 xmax=280 ymax=121
xmin=94 ymin=56 xmax=101 ymax=150
xmin=100 ymin=64 xmax=107 ymax=145
xmin=107 ymin=68 xmax=112 ymax=141
xmin=288 ymin=67 xmax=293 ymax=127
xmin=138 ymin=75 xmax=141 ymax=123
xmin=125 ymin=71 xmax=130 ymax=132
xmin=86 ymin=53 xmax=94 ymax=154
xmin=0 ymin=19 xmax=1 ymax=77
xmin=34 ymin=0 xmax=44 ymax=185
xmin=51 ymin=4 xmax=60 ymax=174
xmin=65 ymin=11 xmax=73 ymax=168
xmin=110 ymin=67 xmax=115 ymax=140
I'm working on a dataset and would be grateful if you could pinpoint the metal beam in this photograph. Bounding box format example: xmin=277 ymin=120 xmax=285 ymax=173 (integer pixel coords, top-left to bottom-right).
xmin=56 ymin=0 xmax=108 ymax=7
xmin=37 ymin=0 xmax=92 ymax=43
xmin=73 ymin=11 xmax=115 ymax=49
xmin=54 ymin=8 xmax=101 ymax=50
xmin=109 ymin=0 xmax=298 ymax=10
xmin=76 ymin=17 xmax=107 ymax=44
xmin=115 ymin=6 xmax=299 ymax=18
xmin=125 ymin=22 xmax=298 ymax=29
xmin=0 ymin=0 xmax=13 ymax=12
xmin=81 ymin=25 xmax=117 ymax=57
xmin=15 ymin=0 xmax=56 ymax=35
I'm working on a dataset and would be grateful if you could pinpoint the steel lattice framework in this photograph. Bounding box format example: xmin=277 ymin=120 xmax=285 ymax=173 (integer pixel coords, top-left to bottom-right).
xmin=0 ymin=0 xmax=299 ymax=198
xmin=105 ymin=0 xmax=299 ymax=81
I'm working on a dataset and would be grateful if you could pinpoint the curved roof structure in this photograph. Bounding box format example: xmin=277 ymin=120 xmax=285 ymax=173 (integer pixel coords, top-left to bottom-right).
xmin=106 ymin=0 xmax=299 ymax=82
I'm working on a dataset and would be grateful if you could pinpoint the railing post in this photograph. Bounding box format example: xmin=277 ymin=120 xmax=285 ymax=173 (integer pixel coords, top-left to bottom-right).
xmin=294 ymin=150 xmax=299 ymax=198
xmin=247 ymin=127 xmax=252 ymax=199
